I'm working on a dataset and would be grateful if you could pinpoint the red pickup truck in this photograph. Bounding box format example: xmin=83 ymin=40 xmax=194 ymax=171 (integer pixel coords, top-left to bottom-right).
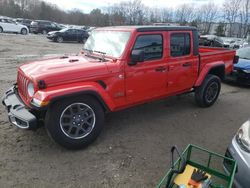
xmin=2 ymin=26 xmax=237 ymax=149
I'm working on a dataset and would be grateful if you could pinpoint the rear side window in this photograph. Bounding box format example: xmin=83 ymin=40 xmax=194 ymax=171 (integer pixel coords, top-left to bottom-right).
xmin=133 ymin=34 xmax=163 ymax=61
xmin=170 ymin=33 xmax=191 ymax=57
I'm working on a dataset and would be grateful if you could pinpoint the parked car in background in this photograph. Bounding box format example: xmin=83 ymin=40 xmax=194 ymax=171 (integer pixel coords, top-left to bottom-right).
xmin=47 ymin=28 xmax=89 ymax=43
xmin=0 ymin=18 xmax=29 ymax=35
xmin=30 ymin=20 xmax=62 ymax=34
xmin=86 ymin=27 xmax=96 ymax=35
xmin=227 ymin=47 xmax=250 ymax=85
xmin=222 ymin=38 xmax=234 ymax=48
xmin=224 ymin=119 xmax=250 ymax=188
xmin=15 ymin=18 xmax=32 ymax=31
xmin=242 ymin=41 xmax=250 ymax=48
xmin=229 ymin=39 xmax=245 ymax=49
xmin=199 ymin=35 xmax=224 ymax=48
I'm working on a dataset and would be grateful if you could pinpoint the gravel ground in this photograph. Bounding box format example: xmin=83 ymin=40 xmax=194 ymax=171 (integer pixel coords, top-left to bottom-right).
xmin=0 ymin=34 xmax=249 ymax=188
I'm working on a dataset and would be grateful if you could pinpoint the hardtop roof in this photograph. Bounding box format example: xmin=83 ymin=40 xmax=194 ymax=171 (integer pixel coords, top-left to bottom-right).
xmin=96 ymin=25 xmax=197 ymax=32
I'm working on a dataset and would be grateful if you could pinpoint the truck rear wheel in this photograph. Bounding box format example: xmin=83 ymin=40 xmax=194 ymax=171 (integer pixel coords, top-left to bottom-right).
xmin=195 ymin=74 xmax=221 ymax=107
xmin=45 ymin=96 xmax=104 ymax=149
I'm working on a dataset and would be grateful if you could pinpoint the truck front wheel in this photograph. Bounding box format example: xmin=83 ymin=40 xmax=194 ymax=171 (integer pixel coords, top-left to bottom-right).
xmin=195 ymin=74 xmax=221 ymax=107
xmin=45 ymin=96 xmax=104 ymax=149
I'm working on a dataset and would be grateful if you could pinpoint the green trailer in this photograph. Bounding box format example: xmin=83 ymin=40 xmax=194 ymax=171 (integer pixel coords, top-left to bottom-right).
xmin=157 ymin=145 xmax=237 ymax=188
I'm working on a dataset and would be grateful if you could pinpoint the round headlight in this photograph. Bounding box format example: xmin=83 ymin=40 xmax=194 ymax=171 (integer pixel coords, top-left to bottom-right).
xmin=27 ymin=82 xmax=35 ymax=97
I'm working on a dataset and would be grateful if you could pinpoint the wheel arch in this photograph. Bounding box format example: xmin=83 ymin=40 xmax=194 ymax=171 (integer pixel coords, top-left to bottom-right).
xmin=47 ymin=90 xmax=111 ymax=113
xmin=207 ymin=65 xmax=225 ymax=80
xmin=194 ymin=62 xmax=225 ymax=87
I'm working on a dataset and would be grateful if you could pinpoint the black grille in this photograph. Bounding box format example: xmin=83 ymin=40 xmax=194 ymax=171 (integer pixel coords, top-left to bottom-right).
xmin=17 ymin=72 xmax=29 ymax=101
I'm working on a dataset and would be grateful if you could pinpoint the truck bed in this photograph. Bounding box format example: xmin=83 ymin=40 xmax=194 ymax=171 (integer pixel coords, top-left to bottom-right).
xmin=199 ymin=47 xmax=236 ymax=75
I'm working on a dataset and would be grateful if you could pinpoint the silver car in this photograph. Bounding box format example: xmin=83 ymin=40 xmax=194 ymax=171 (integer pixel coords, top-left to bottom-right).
xmin=224 ymin=120 xmax=250 ymax=188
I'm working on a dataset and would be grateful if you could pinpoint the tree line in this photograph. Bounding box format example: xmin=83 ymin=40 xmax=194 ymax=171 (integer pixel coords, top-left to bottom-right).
xmin=0 ymin=0 xmax=249 ymax=37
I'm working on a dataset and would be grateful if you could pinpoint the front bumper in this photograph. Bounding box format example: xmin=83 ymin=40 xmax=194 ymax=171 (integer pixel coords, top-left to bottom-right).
xmin=2 ymin=86 xmax=37 ymax=129
xmin=224 ymin=137 xmax=250 ymax=188
xmin=227 ymin=69 xmax=250 ymax=85
xmin=30 ymin=27 xmax=39 ymax=33
xmin=47 ymin=35 xmax=55 ymax=40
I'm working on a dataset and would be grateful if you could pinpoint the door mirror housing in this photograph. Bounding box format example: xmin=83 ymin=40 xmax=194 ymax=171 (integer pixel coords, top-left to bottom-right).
xmin=129 ymin=49 xmax=144 ymax=66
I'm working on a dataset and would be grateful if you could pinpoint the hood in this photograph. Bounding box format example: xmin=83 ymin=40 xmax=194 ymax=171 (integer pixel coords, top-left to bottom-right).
xmin=19 ymin=55 xmax=110 ymax=87
xmin=48 ymin=31 xmax=59 ymax=35
xmin=234 ymin=58 xmax=250 ymax=70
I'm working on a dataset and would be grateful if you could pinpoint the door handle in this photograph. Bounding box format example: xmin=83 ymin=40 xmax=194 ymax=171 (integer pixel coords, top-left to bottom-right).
xmin=182 ymin=62 xmax=191 ymax=67
xmin=155 ymin=66 xmax=167 ymax=72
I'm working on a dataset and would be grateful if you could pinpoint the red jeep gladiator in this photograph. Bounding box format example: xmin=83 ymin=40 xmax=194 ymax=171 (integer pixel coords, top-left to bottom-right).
xmin=2 ymin=26 xmax=237 ymax=149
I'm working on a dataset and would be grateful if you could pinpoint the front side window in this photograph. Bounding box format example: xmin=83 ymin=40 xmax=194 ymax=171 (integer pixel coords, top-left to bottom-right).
xmin=133 ymin=34 xmax=163 ymax=61
xmin=170 ymin=33 xmax=191 ymax=57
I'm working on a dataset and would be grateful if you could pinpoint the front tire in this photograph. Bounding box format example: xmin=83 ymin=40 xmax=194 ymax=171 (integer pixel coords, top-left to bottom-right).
xmin=82 ymin=37 xmax=87 ymax=43
xmin=56 ymin=36 xmax=63 ymax=43
xmin=21 ymin=28 xmax=28 ymax=35
xmin=0 ymin=27 xmax=3 ymax=33
xmin=45 ymin=96 xmax=105 ymax=149
xmin=195 ymin=74 xmax=221 ymax=107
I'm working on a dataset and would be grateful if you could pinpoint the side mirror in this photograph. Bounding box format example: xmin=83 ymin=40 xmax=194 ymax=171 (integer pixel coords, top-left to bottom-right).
xmin=128 ymin=49 xmax=144 ymax=66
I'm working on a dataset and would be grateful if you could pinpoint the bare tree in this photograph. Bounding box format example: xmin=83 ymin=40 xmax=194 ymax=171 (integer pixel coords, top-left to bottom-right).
xmin=198 ymin=3 xmax=219 ymax=34
xmin=175 ymin=4 xmax=196 ymax=25
xmin=239 ymin=0 xmax=250 ymax=37
xmin=120 ymin=0 xmax=145 ymax=25
xmin=148 ymin=7 xmax=173 ymax=24
xmin=223 ymin=0 xmax=242 ymax=36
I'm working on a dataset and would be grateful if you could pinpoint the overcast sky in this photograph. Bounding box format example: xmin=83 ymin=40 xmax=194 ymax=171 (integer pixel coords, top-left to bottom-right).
xmin=44 ymin=0 xmax=224 ymax=13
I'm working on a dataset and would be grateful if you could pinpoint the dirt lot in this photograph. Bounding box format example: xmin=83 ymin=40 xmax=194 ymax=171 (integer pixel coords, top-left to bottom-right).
xmin=0 ymin=34 xmax=249 ymax=188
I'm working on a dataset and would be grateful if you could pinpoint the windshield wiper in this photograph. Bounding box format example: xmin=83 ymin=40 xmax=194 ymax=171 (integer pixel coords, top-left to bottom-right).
xmin=83 ymin=49 xmax=107 ymax=62
xmin=83 ymin=48 xmax=93 ymax=53
xmin=93 ymin=50 xmax=106 ymax=55
xmin=93 ymin=50 xmax=107 ymax=62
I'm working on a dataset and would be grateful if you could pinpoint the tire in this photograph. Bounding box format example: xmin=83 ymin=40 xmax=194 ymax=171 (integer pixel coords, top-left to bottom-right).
xmin=21 ymin=28 xmax=28 ymax=35
xmin=82 ymin=37 xmax=87 ymax=43
xmin=0 ymin=27 xmax=3 ymax=33
xmin=56 ymin=36 xmax=63 ymax=43
xmin=42 ymin=30 xmax=47 ymax=35
xmin=195 ymin=74 xmax=221 ymax=107
xmin=45 ymin=96 xmax=105 ymax=149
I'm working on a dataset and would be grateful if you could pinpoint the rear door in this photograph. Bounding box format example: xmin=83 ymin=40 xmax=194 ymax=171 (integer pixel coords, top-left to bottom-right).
xmin=167 ymin=31 xmax=199 ymax=94
xmin=125 ymin=32 xmax=168 ymax=103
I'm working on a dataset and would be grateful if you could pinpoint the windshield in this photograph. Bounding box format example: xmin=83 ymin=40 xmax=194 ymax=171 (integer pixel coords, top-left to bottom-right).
xmin=84 ymin=30 xmax=131 ymax=58
xmin=236 ymin=47 xmax=250 ymax=60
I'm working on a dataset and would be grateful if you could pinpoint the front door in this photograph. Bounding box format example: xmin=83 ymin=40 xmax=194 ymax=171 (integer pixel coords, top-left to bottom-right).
xmin=125 ymin=33 xmax=167 ymax=103
xmin=4 ymin=19 xmax=16 ymax=32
